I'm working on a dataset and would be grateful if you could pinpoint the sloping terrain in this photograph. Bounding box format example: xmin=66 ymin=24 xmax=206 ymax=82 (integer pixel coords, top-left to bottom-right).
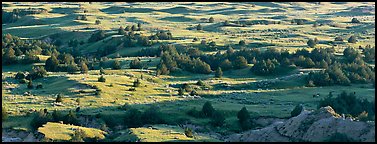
xmin=226 ymin=106 xmax=375 ymax=142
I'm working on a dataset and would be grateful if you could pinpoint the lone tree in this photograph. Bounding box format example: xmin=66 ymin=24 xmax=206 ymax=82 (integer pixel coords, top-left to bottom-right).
xmin=202 ymin=101 xmax=215 ymax=117
xmin=98 ymin=75 xmax=106 ymax=82
xmin=351 ymin=18 xmax=360 ymax=23
xmin=291 ymin=104 xmax=304 ymax=117
xmin=239 ymin=40 xmax=246 ymax=46
xmin=118 ymin=26 xmax=125 ymax=35
xmin=348 ymin=36 xmax=357 ymax=43
xmin=215 ymin=67 xmax=223 ymax=78
xmin=76 ymin=98 xmax=81 ymax=105
xmin=27 ymin=79 xmax=34 ymax=89
xmin=307 ymin=39 xmax=316 ymax=48
xmin=133 ymin=78 xmax=141 ymax=87
xmin=56 ymin=94 xmax=63 ymax=103
xmin=178 ymin=87 xmax=184 ymax=96
xmin=197 ymin=24 xmax=203 ymax=30
xmin=100 ymin=67 xmax=106 ymax=75
xmin=80 ymin=62 xmax=88 ymax=74
xmin=237 ymin=107 xmax=252 ymax=130
xmin=209 ymin=17 xmax=214 ymax=23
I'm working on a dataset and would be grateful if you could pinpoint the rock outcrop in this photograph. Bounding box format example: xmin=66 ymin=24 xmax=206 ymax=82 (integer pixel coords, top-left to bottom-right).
xmin=226 ymin=106 xmax=375 ymax=142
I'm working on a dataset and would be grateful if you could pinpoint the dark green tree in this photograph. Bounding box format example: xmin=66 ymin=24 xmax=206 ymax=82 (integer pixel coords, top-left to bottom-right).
xmin=112 ymin=60 xmax=121 ymax=70
xmin=348 ymin=36 xmax=357 ymax=43
xmin=178 ymin=87 xmax=184 ymax=96
xmin=202 ymin=101 xmax=215 ymax=117
xmin=196 ymin=24 xmax=203 ymax=30
xmin=209 ymin=17 xmax=214 ymax=23
xmin=98 ymin=75 xmax=106 ymax=82
xmin=233 ymin=56 xmax=248 ymax=69
xmin=133 ymin=78 xmax=141 ymax=87
xmin=307 ymin=39 xmax=316 ymax=48
xmin=215 ymin=67 xmax=223 ymax=78
xmin=56 ymin=94 xmax=63 ymax=103
xmin=239 ymin=40 xmax=246 ymax=46
xmin=291 ymin=104 xmax=304 ymax=117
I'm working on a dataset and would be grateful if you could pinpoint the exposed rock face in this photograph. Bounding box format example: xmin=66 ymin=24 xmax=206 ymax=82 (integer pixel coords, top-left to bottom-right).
xmin=226 ymin=106 xmax=375 ymax=142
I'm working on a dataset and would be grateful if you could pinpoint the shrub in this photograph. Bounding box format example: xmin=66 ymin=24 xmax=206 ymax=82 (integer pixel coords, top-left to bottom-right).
xmin=98 ymin=75 xmax=106 ymax=82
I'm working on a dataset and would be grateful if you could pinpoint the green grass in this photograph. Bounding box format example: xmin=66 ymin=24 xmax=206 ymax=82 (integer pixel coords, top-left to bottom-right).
xmin=113 ymin=124 xmax=220 ymax=142
xmin=38 ymin=122 xmax=107 ymax=141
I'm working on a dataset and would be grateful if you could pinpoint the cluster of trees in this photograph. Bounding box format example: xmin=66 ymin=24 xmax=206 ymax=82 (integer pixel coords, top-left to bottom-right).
xmin=156 ymin=45 xmax=212 ymax=75
xmin=120 ymin=23 xmax=143 ymax=33
xmin=88 ymin=30 xmax=106 ymax=43
xmin=187 ymin=101 xmax=225 ymax=127
xmin=141 ymin=43 xmax=373 ymax=87
xmin=318 ymin=91 xmax=375 ymax=121
xmin=45 ymin=53 xmax=90 ymax=74
xmin=307 ymin=47 xmax=375 ymax=86
xmin=149 ymin=31 xmax=173 ymax=40
xmin=250 ymin=59 xmax=280 ymax=75
xmin=2 ymin=34 xmax=58 ymax=65
xmin=2 ymin=8 xmax=46 ymax=24
xmin=129 ymin=58 xmax=144 ymax=69
xmin=14 ymin=66 xmax=48 ymax=83
xmin=123 ymin=105 xmax=165 ymax=128
xmin=30 ymin=109 xmax=80 ymax=131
